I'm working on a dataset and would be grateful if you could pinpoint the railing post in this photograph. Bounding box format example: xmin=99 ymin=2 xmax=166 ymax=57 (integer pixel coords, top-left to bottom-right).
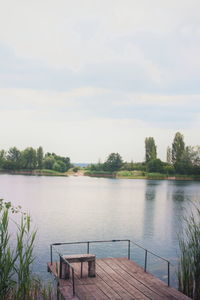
xmin=128 ymin=240 xmax=130 ymax=260
xmin=144 ymin=249 xmax=148 ymax=272
xmin=50 ymin=244 xmax=53 ymax=265
xmin=87 ymin=242 xmax=90 ymax=254
xmin=167 ymin=261 xmax=170 ymax=287
xmin=56 ymin=281 xmax=59 ymax=300
xmin=59 ymin=255 xmax=62 ymax=279
xmin=72 ymin=268 xmax=75 ymax=295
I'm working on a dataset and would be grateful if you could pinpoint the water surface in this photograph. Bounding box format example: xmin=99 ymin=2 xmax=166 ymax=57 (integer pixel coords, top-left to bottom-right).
xmin=0 ymin=174 xmax=199 ymax=286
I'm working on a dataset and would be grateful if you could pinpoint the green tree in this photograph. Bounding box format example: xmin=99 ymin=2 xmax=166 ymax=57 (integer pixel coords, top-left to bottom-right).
xmin=6 ymin=147 xmax=21 ymax=169
xmin=45 ymin=153 xmax=71 ymax=171
xmin=7 ymin=147 xmax=21 ymax=162
xmin=145 ymin=137 xmax=157 ymax=162
xmin=163 ymin=164 xmax=175 ymax=175
xmin=21 ymin=147 xmax=37 ymax=169
xmin=43 ymin=156 xmax=55 ymax=170
xmin=0 ymin=150 xmax=6 ymax=168
xmin=53 ymin=161 xmax=67 ymax=172
xmin=36 ymin=146 xmax=43 ymax=169
xmin=103 ymin=153 xmax=123 ymax=172
xmin=186 ymin=146 xmax=200 ymax=167
xmin=146 ymin=158 xmax=164 ymax=173
xmin=62 ymin=156 xmax=71 ymax=171
xmin=172 ymin=132 xmax=185 ymax=165
xmin=166 ymin=146 xmax=172 ymax=164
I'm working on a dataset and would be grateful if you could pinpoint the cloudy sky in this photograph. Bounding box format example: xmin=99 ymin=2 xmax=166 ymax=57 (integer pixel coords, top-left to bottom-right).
xmin=0 ymin=0 xmax=200 ymax=163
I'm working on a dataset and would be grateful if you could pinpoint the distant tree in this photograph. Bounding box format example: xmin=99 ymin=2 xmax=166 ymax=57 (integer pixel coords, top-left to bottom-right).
xmin=163 ymin=164 xmax=175 ymax=175
xmin=172 ymin=132 xmax=185 ymax=165
xmin=7 ymin=147 xmax=21 ymax=162
xmin=43 ymin=156 xmax=55 ymax=170
xmin=53 ymin=161 xmax=67 ymax=172
xmin=62 ymin=157 xmax=71 ymax=171
xmin=103 ymin=153 xmax=123 ymax=172
xmin=186 ymin=146 xmax=200 ymax=167
xmin=0 ymin=150 xmax=6 ymax=168
xmin=6 ymin=147 xmax=21 ymax=169
xmin=175 ymin=146 xmax=200 ymax=175
xmin=145 ymin=137 xmax=157 ymax=162
xmin=21 ymin=147 xmax=37 ymax=169
xmin=45 ymin=153 xmax=71 ymax=171
xmin=3 ymin=147 xmax=21 ymax=170
xmin=146 ymin=158 xmax=164 ymax=173
xmin=36 ymin=146 xmax=43 ymax=169
xmin=166 ymin=146 xmax=172 ymax=164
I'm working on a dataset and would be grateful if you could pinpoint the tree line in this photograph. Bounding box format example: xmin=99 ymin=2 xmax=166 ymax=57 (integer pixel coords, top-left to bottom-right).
xmin=145 ymin=132 xmax=200 ymax=175
xmin=87 ymin=132 xmax=200 ymax=175
xmin=0 ymin=146 xmax=71 ymax=172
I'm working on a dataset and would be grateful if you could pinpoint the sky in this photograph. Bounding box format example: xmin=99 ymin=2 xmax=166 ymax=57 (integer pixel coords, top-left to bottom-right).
xmin=0 ymin=0 xmax=200 ymax=163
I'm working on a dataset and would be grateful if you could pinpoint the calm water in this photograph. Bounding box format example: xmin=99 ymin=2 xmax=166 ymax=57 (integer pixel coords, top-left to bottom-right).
xmin=0 ymin=174 xmax=200 ymax=287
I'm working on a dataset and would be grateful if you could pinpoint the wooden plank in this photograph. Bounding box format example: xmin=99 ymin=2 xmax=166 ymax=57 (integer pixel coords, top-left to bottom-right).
xmin=96 ymin=262 xmax=133 ymax=299
xmin=74 ymin=262 xmax=122 ymax=299
xmin=102 ymin=258 xmax=162 ymax=300
xmin=95 ymin=280 xmax=122 ymax=300
xmin=115 ymin=257 xmax=179 ymax=300
xmin=48 ymin=258 xmax=192 ymax=300
xmin=75 ymin=284 xmax=95 ymax=300
xmin=79 ymin=283 xmax=110 ymax=299
xmin=62 ymin=254 xmax=96 ymax=263
xmin=59 ymin=286 xmax=80 ymax=300
xmin=97 ymin=260 xmax=150 ymax=299
xmin=115 ymin=258 xmax=191 ymax=300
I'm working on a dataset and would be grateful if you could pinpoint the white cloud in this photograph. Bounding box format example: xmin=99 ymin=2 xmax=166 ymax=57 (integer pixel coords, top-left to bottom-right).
xmin=0 ymin=87 xmax=107 ymax=111
xmin=124 ymin=93 xmax=200 ymax=106
xmin=1 ymin=0 xmax=199 ymax=75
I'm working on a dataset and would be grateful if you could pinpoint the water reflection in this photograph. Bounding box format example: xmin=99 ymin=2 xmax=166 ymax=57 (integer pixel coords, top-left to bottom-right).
xmin=143 ymin=180 xmax=158 ymax=238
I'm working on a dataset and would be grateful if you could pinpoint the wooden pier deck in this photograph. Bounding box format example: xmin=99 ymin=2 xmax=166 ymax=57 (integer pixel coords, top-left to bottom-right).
xmin=47 ymin=257 xmax=191 ymax=300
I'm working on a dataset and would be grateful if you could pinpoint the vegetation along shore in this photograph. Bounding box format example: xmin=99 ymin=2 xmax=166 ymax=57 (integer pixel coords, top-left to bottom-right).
xmin=0 ymin=132 xmax=200 ymax=180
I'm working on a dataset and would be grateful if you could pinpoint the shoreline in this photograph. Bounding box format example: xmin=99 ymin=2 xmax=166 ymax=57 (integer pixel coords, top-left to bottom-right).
xmin=0 ymin=170 xmax=199 ymax=181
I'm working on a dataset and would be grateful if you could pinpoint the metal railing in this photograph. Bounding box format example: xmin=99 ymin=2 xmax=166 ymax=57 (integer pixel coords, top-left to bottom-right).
xmin=129 ymin=240 xmax=170 ymax=286
xmin=50 ymin=239 xmax=171 ymax=296
xmin=51 ymin=246 xmax=76 ymax=295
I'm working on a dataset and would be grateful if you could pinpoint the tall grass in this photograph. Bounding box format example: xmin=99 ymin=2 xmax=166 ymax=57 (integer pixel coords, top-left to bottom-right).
xmin=178 ymin=204 xmax=200 ymax=300
xmin=0 ymin=207 xmax=17 ymax=297
xmin=0 ymin=199 xmax=55 ymax=300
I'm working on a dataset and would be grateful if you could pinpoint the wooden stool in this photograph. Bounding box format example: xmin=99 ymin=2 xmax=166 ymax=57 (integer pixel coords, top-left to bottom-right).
xmin=60 ymin=254 xmax=96 ymax=279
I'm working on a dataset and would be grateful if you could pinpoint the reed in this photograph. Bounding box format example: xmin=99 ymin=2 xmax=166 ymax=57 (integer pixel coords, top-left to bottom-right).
xmin=0 ymin=199 xmax=55 ymax=300
xmin=14 ymin=215 xmax=36 ymax=300
xmin=178 ymin=204 xmax=200 ymax=300
xmin=0 ymin=207 xmax=16 ymax=298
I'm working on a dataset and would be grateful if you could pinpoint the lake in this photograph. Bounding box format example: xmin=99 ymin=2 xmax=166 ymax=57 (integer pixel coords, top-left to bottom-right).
xmin=0 ymin=174 xmax=199 ymax=287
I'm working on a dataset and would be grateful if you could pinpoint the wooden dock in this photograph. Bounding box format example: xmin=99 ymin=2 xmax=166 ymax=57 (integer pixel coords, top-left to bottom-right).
xmin=47 ymin=257 xmax=191 ymax=300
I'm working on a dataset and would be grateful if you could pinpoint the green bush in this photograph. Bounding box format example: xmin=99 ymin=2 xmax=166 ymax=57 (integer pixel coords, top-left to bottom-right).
xmin=146 ymin=173 xmax=166 ymax=179
xmin=73 ymin=167 xmax=79 ymax=173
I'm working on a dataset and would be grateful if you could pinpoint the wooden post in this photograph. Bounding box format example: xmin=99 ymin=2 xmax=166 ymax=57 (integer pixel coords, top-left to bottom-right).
xmin=63 ymin=262 xmax=70 ymax=279
xmin=88 ymin=259 xmax=96 ymax=277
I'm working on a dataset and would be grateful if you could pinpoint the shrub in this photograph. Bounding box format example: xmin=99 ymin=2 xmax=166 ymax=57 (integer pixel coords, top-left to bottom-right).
xmin=73 ymin=167 xmax=79 ymax=173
